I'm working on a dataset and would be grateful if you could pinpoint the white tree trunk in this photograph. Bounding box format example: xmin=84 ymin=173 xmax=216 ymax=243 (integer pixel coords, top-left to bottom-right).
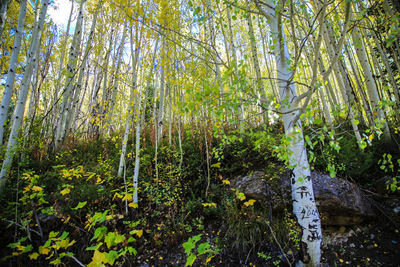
xmin=0 ymin=0 xmax=9 ymax=41
xmin=0 ymin=0 xmax=27 ymax=144
xmin=47 ymin=0 xmax=74 ymax=127
xmin=54 ymin=0 xmax=85 ymax=151
xmin=256 ymin=2 xmax=322 ymax=266
xmin=65 ymin=0 xmax=102 ymax=136
xmin=0 ymin=0 xmax=49 ymax=193
xmin=322 ymin=24 xmax=363 ymax=146
xmin=351 ymin=25 xmax=391 ymax=141
xmin=108 ymin=23 xmax=127 ymax=128
xmin=226 ymin=6 xmax=244 ymax=132
xmin=117 ymin=37 xmax=141 ymax=179
xmin=247 ymin=11 xmax=268 ymax=124
xmin=157 ymin=39 xmax=166 ymax=144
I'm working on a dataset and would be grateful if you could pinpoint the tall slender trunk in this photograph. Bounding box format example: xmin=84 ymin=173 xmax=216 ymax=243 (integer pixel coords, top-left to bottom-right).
xmin=117 ymin=27 xmax=143 ymax=179
xmin=65 ymin=0 xmax=102 ymax=136
xmin=54 ymin=0 xmax=85 ymax=152
xmin=157 ymin=39 xmax=166 ymax=144
xmin=132 ymin=37 xmax=157 ymax=203
xmin=258 ymin=18 xmax=279 ymax=102
xmin=0 ymin=0 xmax=9 ymax=42
xmin=0 ymin=0 xmax=49 ymax=194
xmin=246 ymin=10 xmax=268 ymax=125
xmin=0 ymin=0 xmax=27 ymax=144
xmin=226 ymin=6 xmax=244 ymax=132
xmin=322 ymin=22 xmax=363 ymax=146
xmin=48 ymin=0 xmax=74 ymax=129
xmin=255 ymin=1 xmax=322 ymax=266
xmin=345 ymin=45 xmax=374 ymax=126
xmin=351 ymin=24 xmax=391 ymax=141
xmin=107 ymin=22 xmax=128 ymax=131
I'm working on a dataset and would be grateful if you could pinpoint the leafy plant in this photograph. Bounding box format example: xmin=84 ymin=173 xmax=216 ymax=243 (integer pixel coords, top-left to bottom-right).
xmin=182 ymin=234 xmax=219 ymax=266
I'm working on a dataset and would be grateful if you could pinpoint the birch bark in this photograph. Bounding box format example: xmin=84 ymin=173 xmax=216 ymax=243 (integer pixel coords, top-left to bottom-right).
xmin=0 ymin=0 xmax=49 ymax=194
xmin=0 ymin=0 xmax=27 ymax=144
xmin=255 ymin=1 xmax=322 ymax=265
xmin=54 ymin=0 xmax=85 ymax=152
xmin=351 ymin=25 xmax=391 ymax=141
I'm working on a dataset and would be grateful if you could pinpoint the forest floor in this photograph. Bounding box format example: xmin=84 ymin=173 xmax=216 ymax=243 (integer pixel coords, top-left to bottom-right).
xmin=1 ymin=133 xmax=400 ymax=266
xmin=126 ymin=212 xmax=400 ymax=267
xmin=322 ymin=220 xmax=400 ymax=266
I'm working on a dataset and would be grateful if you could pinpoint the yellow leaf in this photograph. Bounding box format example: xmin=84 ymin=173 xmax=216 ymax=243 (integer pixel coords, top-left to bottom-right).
xmin=134 ymin=229 xmax=143 ymax=238
xmin=222 ymin=179 xmax=230 ymax=185
xmin=91 ymin=250 xmax=107 ymax=265
xmin=206 ymin=256 xmax=214 ymax=263
xmin=32 ymin=186 xmax=43 ymax=192
xmin=244 ymin=199 xmax=256 ymax=207
xmin=60 ymin=188 xmax=70 ymax=196
xmin=368 ymin=134 xmax=374 ymax=141
xmin=129 ymin=203 xmax=138 ymax=209
xmin=29 ymin=252 xmax=39 ymax=260
xmin=112 ymin=192 xmax=123 ymax=201
xmin=59 ymin=239 xmax=69 ymax=248
xmin=40 ymin=247 xmax=50 ymax=255
xmin=211 ymin=162 xmax=221 ymax=168
xmin=237 ymin=192 xmax=246 ymax=201
xmin=96 ymin=177 xmax=102 ymax=183
xmin=202 ymin=202 xmax=217 ymax=208
xmin=122 ymin=194 xmax=133 ymax=202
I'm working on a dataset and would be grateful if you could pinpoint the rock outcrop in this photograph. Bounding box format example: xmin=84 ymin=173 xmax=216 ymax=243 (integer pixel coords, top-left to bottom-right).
xmin=231 ymin=170 xmax=376 ymax=225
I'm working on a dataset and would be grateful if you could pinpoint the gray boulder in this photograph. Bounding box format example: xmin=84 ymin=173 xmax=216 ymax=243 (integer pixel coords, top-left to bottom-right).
xmin=230 ymin=170 xmax=376 ymax=225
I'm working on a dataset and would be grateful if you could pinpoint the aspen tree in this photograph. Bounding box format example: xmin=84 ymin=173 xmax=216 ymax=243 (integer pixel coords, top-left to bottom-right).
xmin=318 ymin=14 xmax=363 ymax=146
xmin=130 ymin=26 xmax=142 ymax=204
xmin=246 ymin=9 xmax=268 ymax=125
xmin=47 ymin=0 xmax=74 ymax=127
xmin=0 ymin=0 xmax=9 ymax=41
xmin=66 ymin=0 xmax=103 ymax=136
xmin=0 ymin=0 xmax=49 ymax=194
xmin=255 ymin=1 xmax=322 ymax=265
xmin=117 ymin=24 xmax=142 ymax=179
xmin=0 ymin=0 xmax=27 ymax=144
xmin=226 ymin=6 xmax=244 ymax=133
xmin=351 ymin=23 xmax=391 ymax=141
xmin=345 ymin=45 xmax=374 ymax=126
xmin=54 ymin=0 xmax=85 ymax=152
xmin=24 ymin=30 xmax=45 ymax=143
xmin=100 ymin=10 xmax=117 ymax=132
xmin=370 ymin=30 xmax=400 ymax=108
xmin=107 ymin=22 xmax=128 ymax=129
xmin=257 ymin=18 xmax=279 ymax=102
xmin=157 ymin=38 xmax=166 ymax=144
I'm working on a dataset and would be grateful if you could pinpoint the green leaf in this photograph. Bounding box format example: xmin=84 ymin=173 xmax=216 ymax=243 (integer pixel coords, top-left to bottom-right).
xmin=185 ymin=254 xmax=197 ymax=267
xmin=59 ymin=231 xmax=69 ymax=240
xmin=182 ymin=240 xmax=195 ymax=255
xmin=104 ymin=232 xmax=123 ymax=248
xmin=105 ymin=250 xmax=118 ymax=265
xmin=91 ymin=226 xmax=108 ymax=242
xmin=127 ymin=247 xmax=137 ymax=256
xmin=50 ymin=258 xmax=61 ymax=265
xmin=49 ymin=231 xmax=59 ymax=239
xmin=197 ymin=242 xmax=210 ymax=255
xmin=72 ymin=201 xmax=87 ymax=210
xmin=23 ymin=244 xmax=33 ymax=253
xmin=86 ymin=242 xmax=103 ymax=251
